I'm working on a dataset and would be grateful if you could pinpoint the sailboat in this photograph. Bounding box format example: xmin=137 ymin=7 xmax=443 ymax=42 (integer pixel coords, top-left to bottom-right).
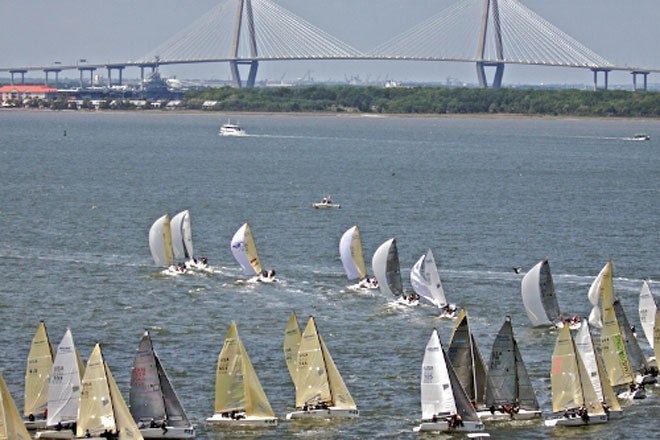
xmin=613 ymin=299 xmax=655 ymax=385
xmin=285 ymin=316 xmax=359 ymax=419
xmin=573 ymin=321 xmax=623 ymax=420
xmin=148 ymin=214 xmax=178 ymax=273
xmin=230 ymin=223 xmax=275 ymax=282
xmin=339 ymin=225 xmax=377 ymax=290
xmin=479 ymin=317 xmax=542 ymax=421
xmin=520 ymin=260 xmax=575 ymax=328
xmin=413 ymin=329 xmax=486 ymax=434
xmin=206 ymin=322 xmax=277 ymax=426
xmin=0 ymin=372 xmax=32 ymax=439
xmin=24 ymin=321 xmax=55 ymax=430
xmin=545 ymin=325 xmax=608 ymax=427
xmin=129 ymin=331 xmax=195 ymax=439
xmin=283 ymin=313 xmax=302 ymax=388
xmin=639 ymin=280 xmax=658 ymax=351
xmin=36 ymin=329 xmax=85 ymax=439
xmin=410 ymin=249 xmax=456 ymax=317
xmin=372 ymin=238 xmax=416 ymax=305
xmin=447 ymin=310 xmax=487 ymax=410
xmin=170 ymin=210 xmax=207 ymax=271
xmin=76 ymin=344 xmax=144 ymax=439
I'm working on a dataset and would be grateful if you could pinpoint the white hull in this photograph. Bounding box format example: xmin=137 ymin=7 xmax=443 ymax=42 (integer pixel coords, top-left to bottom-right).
xmin=395 ymin=297 xmax=419 ymax=306
xmin=140 ymin=426 xmax=196 ymax=439
xmin=286 ymin=407 xmax=359 ymax=419
xmin=544 ymin=413 xmax=608 ymax=427
xmin=36 ymin=430 xmax=74 ymax=439
xmin=25 ymin=419 xmax=48 ymax=430
xmin=206 ymin=413 xmax=277 ymax=427
xmin=312 ymin=203 xmax=340 ymax=209
xmin=477 ymin=408 xmax=542 ymax=421
xmin=413 ymin=420 xmax=485 ymax=433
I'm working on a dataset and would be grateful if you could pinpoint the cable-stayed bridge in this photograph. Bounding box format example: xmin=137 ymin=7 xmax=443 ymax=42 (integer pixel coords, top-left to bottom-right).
xmin=2 ymin=0 xmax=657 ymax=90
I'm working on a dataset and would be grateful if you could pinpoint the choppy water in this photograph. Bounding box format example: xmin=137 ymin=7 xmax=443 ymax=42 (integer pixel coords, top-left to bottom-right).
xmin=0 ymin=110 xmax=658 ymax=439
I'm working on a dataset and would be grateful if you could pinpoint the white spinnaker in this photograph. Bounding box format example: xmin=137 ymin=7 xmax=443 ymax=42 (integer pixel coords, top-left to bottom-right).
xmin=339 ymin=225 xmax=366 ymax=280
xmin=410 ymin=249 xmax=447 ymax=308
xmin=149 ymin=214 xmax=173 ymax=267
xmin=170 ymin=210 xmax=194 ymax=260
xmin=520 ymin=260 xmax=551 ymax=327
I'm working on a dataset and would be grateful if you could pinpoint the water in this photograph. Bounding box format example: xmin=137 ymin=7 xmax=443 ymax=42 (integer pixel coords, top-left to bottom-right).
xmin=0 ymin=110 xmax=658 ymax=439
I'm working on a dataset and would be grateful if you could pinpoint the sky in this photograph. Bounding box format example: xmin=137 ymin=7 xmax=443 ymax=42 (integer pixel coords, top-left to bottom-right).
xmin=1 ymin=0 xmax=659 ymax=87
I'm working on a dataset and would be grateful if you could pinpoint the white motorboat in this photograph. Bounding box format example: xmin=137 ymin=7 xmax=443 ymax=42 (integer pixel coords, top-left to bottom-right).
xmin=631 ymin=133 xmax=650 ymax=141
xmin=219 ymin=120 xmax=246 ymax=136
xmin=312 ymin=197 xmax=340 ymax=209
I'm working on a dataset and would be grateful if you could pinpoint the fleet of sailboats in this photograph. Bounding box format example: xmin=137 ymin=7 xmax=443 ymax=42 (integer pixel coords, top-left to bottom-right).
xmin=129 ymin=331 xmax=195 ymax=438
xmin=285 ymin=316 xmax=359 ymax=419
xmin=206 ymin=322 xmax=277 ymax=426
xmin=24 ymin=321 xmax=54 ymax=430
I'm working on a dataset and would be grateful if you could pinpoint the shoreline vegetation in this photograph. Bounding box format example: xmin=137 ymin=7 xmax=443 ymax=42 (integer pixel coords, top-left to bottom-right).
xmin=5 ymin=85 xmax=660 ymax=118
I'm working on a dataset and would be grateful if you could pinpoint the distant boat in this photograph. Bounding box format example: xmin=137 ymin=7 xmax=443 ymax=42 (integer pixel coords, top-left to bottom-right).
xmin=372 ymin=238 xmax=417 ymax=305
xmin=129 ymin=331 xmax=195 ymax=439
xmin=285 ymin=316 xmax=359 ymax=419
xmin=312 ymin=196 xmax=340 ymax=209
xmin=0 ymin=372 xmax=32 ymax=440
xmin=339 ymin=225 xmax=377 ymax=290
xmin=638 ymin=280 xmax=658 ymax=349
xmin=413 ymin=328 xmax=486 ymax=434
xmin=206 ymin=322 xmax=277 ymax=426
xmin=219 ymin=120 xmax=246 ymax=136
xmin=631 ymin=133 xmax=650 ymax=141
xmin=76 ymin=344 xmax=144 ymax=439
xmin=544 ymin=325 xmax=608 ymax=427
xmin=230 ymin=222 xmax=275 ymax=282
xmin=521 ymin=260 xmax=577 ymax=328
xmin=24 ymin=321 xmax=54 ymax=430
xmin=410 ymin=249 xmax=456 ymax=317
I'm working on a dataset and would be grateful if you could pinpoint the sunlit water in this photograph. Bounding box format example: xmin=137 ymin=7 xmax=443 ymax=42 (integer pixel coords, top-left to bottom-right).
xmin=0 ymin=110 xmax=658 ymax=439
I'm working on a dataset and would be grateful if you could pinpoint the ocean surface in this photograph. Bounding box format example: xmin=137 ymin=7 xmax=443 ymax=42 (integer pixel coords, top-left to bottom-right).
xmin=0 ymin=110 xmax=658 ymax=439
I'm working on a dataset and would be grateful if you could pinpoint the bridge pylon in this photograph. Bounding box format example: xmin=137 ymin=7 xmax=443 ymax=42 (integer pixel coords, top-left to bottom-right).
xmin=477 ymin=0 xmax=504 ymax=88
xmin=230 ymin=0 xmax=258 ymax=88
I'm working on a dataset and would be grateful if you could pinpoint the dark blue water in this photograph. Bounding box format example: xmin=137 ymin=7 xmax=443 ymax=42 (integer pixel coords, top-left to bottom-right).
xmin=0 ymin=110 xmax=658 ymax=439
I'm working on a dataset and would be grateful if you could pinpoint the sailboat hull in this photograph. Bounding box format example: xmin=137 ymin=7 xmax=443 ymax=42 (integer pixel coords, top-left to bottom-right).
xmin=477 ymin=408 xmax=542 ymax=421
xmin=544 ymin=413 xmax=608 ymax=427
xmin=35 ymin=430 xmax=75 ymax=439
xmin=25 ymin=419 xmax=48 ymax=430
xmin=286 ymin=407 xmax=359 ymax=419
xmin=139 ymin=426 xmax=196 ymax=439
xmin=206 ymin=413 xmax=278 ymax=427
xmin=414 ymin=420 xmax=485 ymax=432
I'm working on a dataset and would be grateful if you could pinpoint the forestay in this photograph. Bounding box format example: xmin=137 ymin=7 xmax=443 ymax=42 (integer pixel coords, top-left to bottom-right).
xmin=410 ymin=249 xmax=447 ymax=308
xmin=521 ymin=260 xmax=560 ymax=327
xmin=372 ymin=238 xmax=403 ymax=297
xmin=339 ymin=225 xmax=367 ymax=280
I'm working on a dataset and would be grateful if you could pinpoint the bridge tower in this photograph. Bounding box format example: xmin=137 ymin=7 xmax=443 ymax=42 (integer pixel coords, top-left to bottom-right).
xmin=476 ymin=0 xmax=504 ymax=88
xmin=230 ymin=0 xmax=258 ymax=88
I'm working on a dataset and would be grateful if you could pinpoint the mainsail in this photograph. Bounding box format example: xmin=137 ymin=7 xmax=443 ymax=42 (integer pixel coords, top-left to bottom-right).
xmin=129 ymin=331 xmax=191 ymax=428
xmin=339 ymin=225 xmax=367 ymax=280
xmin=600 ymin=293 xmax=635 ymax=387
xmin=484 ymin=317 xmax=539 ymax=411
xmin=46 ymin=328 xmax=82 ymax=426
xmin=149 ymin=214 xmax=174 ymax=267
xmin=170 ymin=210 xmax=194 ymax=260
xmin=639 ymin=281 xmax=658 ymax=347
xmin=213 ymin=322 xmax=275 ymax=419
xmin=613 ymin=300 xmax=649 ymax=375
xmin=24 ymin=321 xmax=54 ymax=418
xmin=447 ymin=310 xmax=487 ymax=406
xmin=294 ymin=317 xmax=356 ymax=410
xmin=410 ymin=249 xmax=447 ymax=308
xmin=0 ymin=373 xmax=31 ymax=440
xmin=371 ymin=238 xmax=403 ymax=297
xmin=521 ymin=260 xmax=561 ymax=327
xmin=231 ymin=223 xmax=263 ymax=276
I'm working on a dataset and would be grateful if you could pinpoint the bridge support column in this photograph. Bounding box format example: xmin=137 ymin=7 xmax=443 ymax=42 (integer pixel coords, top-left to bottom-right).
xmin=44 ymin=69 xmax=62 ymax=87
xmin=139 ymin=64 xmax=158 ymax=82
xmin=10 ymin=70 xmax=27 ymax=85
xmin=592 ymin=68 xmax=610 ymax=90
xmin=476 ymin=62 xmax=504 ymax=88
xmin=106 ymin=66 xmax=125 ymax=86
xmin=631 ymin=71 xmax=649 ymax=92
xmin=229 ymin=60 xmax=259 ymax=88
xmin=78 ymin=67 xmax=96 ymax=88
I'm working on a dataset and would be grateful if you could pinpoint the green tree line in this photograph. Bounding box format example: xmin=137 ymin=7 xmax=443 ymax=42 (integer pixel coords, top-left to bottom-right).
xmin=185 ymin=85 xmax=660 ymax=117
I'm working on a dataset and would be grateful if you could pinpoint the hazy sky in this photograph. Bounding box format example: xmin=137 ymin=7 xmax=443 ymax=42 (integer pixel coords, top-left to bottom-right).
xmin=1 ymin=0 xmax=658 ymax=87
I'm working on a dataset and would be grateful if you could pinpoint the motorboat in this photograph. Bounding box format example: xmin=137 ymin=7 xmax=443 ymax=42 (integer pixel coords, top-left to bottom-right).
xmin=312 ymin=197 xmax=340 ymax=209
xmin=632 ymin=133 xmax=650 ymax=141
xmin=219 ymin=120 xmax=246 ymax=136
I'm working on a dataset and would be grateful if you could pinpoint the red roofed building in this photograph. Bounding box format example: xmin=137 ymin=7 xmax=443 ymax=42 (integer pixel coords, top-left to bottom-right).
xmin=0 ymin=85 xmax=58 ymax=103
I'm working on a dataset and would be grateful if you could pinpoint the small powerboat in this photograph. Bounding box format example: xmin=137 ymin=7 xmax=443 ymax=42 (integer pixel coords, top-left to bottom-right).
xmin=312 ymin=197 xmax=340 ymax=209
xmin=219 ymin=120 xmax=246 ymax=136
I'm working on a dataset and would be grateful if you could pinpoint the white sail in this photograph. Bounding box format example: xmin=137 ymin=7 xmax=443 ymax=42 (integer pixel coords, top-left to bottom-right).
xmin=639 ymin=280 xmax=657 ymax=347
xmin=520 ymin=260 xmax=560 ymax=327
xmin=573 ymin=322 xmax=603 ymax=402
xmin=339 ymin=225 xmax=367 ymax=280
xmin=420 ymin=329 xmax=456 ymax=420
xmin=170 ymin=210 xmax=194 ymax=260
xmin=149 ymin=214 xmax=174 ymax=267
xmin=0 ymin=373 xmax=31 ymax=440
xmin=371 ymin=238 xmax=403 ymax=297
xmin=231 ymin=223 xmax=262 ymax=276
xmin=24 ymin=321 xmax=54 ymax=418
xmin=283 ymin=313 xmax=302 ymax=387
xmin=105 ymin=366 xmax=144 ymax=439
xmin=587 ymin=262 xmax=612 ymax=328
xmin=410 ymin=249 xmax=447 ymax=308
xmin=46 ymin=328 xmax=82 ymax=426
